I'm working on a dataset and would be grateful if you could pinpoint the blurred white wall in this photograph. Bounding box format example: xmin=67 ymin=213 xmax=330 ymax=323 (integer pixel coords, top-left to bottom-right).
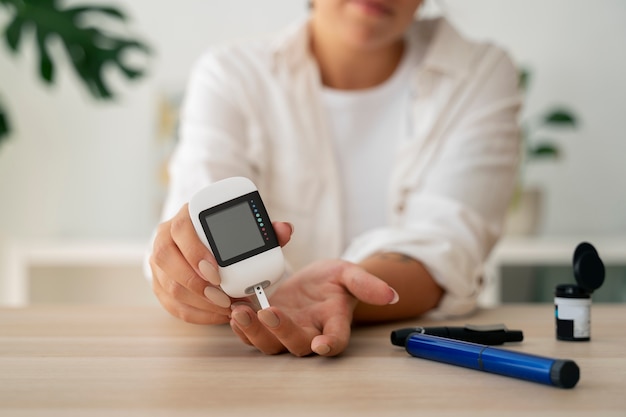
xmin=0 ymin=0 xmax=624 ymax=245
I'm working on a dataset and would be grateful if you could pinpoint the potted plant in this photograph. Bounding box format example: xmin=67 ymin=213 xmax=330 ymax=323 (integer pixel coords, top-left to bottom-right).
xmin=0 ymin=0 xmax=151 ymax=145
xmin=505 ymin=68 xmax=579 ymax=235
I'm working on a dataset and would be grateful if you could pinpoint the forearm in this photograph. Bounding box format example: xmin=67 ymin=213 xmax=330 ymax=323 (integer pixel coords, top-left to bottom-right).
xmin=353 ymin=252 xmax=444 ymax=323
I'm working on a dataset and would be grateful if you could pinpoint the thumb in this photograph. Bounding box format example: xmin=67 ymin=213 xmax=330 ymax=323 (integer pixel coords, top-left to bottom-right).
xmin=272 ymin=221 xmax=294 ymax=248
xmin=340 ymin=265 xmax=399 ymax=306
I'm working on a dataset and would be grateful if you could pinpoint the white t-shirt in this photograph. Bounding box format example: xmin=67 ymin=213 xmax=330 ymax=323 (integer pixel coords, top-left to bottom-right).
xmin=322 ymin=41 xmax=422 ymax=245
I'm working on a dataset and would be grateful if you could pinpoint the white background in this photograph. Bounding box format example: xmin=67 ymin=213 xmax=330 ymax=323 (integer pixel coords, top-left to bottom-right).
xmin=0 ymin=0 xmax=625 ymax=246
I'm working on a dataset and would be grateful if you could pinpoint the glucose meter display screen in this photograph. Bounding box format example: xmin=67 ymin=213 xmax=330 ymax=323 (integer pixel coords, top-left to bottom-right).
xmin=203 ymin=201 xmax=265 ymax=263
xmin=199 ymin=191 xmax=278 ymax=266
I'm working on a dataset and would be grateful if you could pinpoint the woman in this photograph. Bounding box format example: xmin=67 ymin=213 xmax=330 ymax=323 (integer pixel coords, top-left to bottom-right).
xmin=148 ymin=0 xmax=521 ymax=356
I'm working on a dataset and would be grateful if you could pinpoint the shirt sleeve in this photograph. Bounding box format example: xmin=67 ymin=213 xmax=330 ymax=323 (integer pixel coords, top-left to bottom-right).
xmin=161 ymin=49 xmax=260 ymax=221
xmin=342 ymin=47 xmax=522 ymax=318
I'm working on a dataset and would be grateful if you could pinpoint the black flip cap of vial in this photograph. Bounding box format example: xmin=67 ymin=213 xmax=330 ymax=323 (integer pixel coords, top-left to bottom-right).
xmin=574 ymin=249 xmax=605 ymax=293
xmin=573 ymin=242 xmax=605 ymax=294
xmin=550 ymin=359 xmax=580 ymax=389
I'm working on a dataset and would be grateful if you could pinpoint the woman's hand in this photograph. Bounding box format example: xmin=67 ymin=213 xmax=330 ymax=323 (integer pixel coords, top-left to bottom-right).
xmin=149 ymin=203 xmax=293 ymax=325
xmin=229 ymin=259 xmax=399 ymax=356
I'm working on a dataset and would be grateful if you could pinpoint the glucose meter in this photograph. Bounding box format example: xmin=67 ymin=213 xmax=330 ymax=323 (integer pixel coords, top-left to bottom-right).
xmin=188 ymin=177 xmax=285 ymax=304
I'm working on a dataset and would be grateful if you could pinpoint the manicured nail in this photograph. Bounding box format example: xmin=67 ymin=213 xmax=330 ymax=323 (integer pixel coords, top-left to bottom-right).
xmin=258 ymin=309 xmax=280 ymax=328
xmin=389 ymin=288 xmax=400 ymax=305
xmin=198 ymin=260 xmax=220 ymax=286
xmin=232 ymin=309 xmax=251 ymax=327
xmin=313 ymin=344 xmax=331 ymax=355
xmin=204 ymin=286 xmax=231 ymax=309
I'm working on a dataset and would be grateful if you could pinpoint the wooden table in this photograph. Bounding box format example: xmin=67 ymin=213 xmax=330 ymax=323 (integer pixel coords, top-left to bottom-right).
xmin=1 ymin=305 xmax=625 ymax=416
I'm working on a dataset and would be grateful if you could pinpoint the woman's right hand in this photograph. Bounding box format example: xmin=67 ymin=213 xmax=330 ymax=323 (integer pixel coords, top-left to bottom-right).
xmin=149 ymin=203 xmax=293 ymax=324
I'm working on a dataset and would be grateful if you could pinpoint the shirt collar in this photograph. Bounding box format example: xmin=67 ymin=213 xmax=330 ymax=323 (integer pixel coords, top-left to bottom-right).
xmin=270 ymin=17 xmax=473 ymax=79
xmin=411 ymin=17 xmax=474 ymax=79
xmin=269 ymin=17 xmax=314 ymax=74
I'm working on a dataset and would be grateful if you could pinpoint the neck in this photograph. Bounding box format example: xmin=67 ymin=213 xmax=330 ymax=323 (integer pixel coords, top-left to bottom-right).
xmin=309 ymin=22 xmax=405 ymax=90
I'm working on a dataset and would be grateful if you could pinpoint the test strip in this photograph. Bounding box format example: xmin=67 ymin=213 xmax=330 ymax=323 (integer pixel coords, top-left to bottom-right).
xmin=254 ymin=285 xmax=270 ymax=310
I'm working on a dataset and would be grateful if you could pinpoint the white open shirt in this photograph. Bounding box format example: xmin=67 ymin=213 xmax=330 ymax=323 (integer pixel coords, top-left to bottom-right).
xmin=158 ymin=17 xmax=522 ymax=317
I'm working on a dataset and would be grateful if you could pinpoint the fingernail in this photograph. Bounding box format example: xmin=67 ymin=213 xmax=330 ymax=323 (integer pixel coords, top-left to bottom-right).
xmin=258 ymin=309 xmax=280 ymax=328
xmin=198 ymin=260 xmax=220 ymax=286
xmin=232 ymin=309 xmax=251 ymax=327
xmin=204 ymin=286 xmax=231 ymax=309
xmin=389 ymin=287 xmax=400 ymax=305
xmin=313 ymin=344 xmax=331 ymax=355
xmin=287 ymin=222 xmax=295 ymax=235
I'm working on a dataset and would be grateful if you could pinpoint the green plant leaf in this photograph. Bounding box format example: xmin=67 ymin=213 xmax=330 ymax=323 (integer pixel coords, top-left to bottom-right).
xmin=543 ymin=109 xmax=577 ymax=127
xmin=528 ymin=142 xmax=560 ymax=158
xmin=1 ymin=0 xmax=151 ymax=100
xmin=518 ymin=67 xmax=531 ymax=92
xmin=0 ymin=0 xmax=151 ymax=147
xmin=0 ymin=101 xmax=9 ymax=145
xmin=36 ymin=28 xmax=54 ymax=83
xmin=3 ymin=15 xmax=24 ymax=51
xmin=0 ymin=0 xmax=21 ymax=9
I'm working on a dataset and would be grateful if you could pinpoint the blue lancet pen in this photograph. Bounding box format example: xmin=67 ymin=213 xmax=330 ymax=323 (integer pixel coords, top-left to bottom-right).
xmin=403 ymin=333 xmax=580 ymax=388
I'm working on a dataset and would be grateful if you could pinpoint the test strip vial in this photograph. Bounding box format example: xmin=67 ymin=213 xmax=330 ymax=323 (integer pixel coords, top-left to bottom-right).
xmin=554 ymin=284 xmax=591 ymax=341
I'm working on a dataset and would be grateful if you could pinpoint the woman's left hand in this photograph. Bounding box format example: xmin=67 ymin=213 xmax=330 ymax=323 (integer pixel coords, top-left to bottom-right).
xmin=229 ymin=259 xmax=399 ymax=356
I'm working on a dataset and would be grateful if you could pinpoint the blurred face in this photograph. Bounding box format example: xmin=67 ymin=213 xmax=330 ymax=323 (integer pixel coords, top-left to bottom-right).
xmin=311 ymin=0 xmax=423 ymax=51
